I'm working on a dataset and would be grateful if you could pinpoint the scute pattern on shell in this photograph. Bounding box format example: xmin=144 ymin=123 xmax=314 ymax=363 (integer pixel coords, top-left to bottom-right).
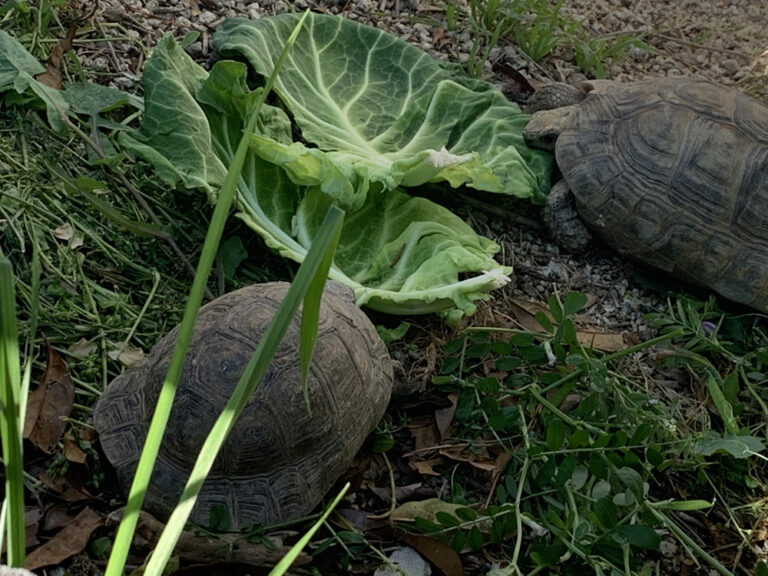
xmin=556 ymin=78 xmax=768 ymax=310
xmin=93 ymin=281 xmax=393 ymax=530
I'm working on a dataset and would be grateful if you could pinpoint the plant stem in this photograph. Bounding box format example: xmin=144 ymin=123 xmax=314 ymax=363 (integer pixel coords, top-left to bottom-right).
xmin=509 ymin=405 xmax=532 ymax=575
xmin=645 ymin=504 xmax=733 ymax=576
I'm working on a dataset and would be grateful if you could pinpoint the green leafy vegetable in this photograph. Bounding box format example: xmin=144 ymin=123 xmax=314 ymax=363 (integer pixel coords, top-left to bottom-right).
xmin=120 ymin=14 xmax=552 ymax=317
xmin=215 ymin=13 xmax=551 ymax=207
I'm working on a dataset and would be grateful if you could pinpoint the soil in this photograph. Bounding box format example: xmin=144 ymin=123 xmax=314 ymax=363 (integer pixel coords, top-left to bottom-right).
xmin=21 ymin=0 xmax=768 ymax=574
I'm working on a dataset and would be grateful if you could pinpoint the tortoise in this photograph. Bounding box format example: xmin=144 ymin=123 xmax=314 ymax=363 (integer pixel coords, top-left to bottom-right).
xmin=523 ymin=77 xmax=768 ymax=311
xmin=93 ymin=281 xmax=393 ymax=531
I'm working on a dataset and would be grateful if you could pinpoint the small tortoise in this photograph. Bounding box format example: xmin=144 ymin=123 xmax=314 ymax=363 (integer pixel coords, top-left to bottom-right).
xmin=93 ymin=281 xmax=393 ymax=530
xmin=523 ymin=78 xmax=768 ymax=311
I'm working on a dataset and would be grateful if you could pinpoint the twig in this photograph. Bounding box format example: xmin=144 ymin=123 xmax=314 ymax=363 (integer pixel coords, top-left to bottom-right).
xmin=649 ymin=32 xmax=755 ymax=60
xmin=367 ymin=452 xmax=398 ymax=520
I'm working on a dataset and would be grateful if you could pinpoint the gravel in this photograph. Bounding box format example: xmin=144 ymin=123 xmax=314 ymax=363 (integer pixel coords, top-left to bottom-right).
xmin=557 ymin=0 xmax=768 ymax=96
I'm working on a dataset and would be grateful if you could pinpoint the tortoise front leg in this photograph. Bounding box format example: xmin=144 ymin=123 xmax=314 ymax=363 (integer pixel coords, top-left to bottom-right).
xmin=543 ymin=180 xmax=592 ymax=253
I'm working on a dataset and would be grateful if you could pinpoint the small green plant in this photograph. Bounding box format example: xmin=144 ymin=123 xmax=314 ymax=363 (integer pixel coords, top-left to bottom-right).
xmin=465 ymin=0 xmax=514 ymax=77
xmin=573 ymin=33 xmax=650 ymax=78
xmin=458 ymin=0 xmax=649 ymax=78
xmin=444 ymin=0 xmax=460 ymax=31
xmin=461 ymin=0 xmax=577 ymax=75
xmin=427 ymin=291 xmax=762 ymax=574
xmin=648 ymin=296 xmax=768 ymax=445
xmin=504 ymin=0 xmax=574 ymax=62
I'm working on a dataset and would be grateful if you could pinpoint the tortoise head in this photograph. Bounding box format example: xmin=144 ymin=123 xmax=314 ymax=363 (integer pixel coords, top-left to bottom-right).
xmin=522 ymin=105 xmax=579 ymax=152
xmin=523 ymin=80 xmax=618 ymax=151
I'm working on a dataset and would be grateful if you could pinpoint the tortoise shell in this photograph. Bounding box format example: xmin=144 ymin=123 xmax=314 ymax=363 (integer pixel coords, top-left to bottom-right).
xmin=93 ymin=281 xmax=393 ymax=530
xmin=544 ymin=78 xmax=768 ymax=310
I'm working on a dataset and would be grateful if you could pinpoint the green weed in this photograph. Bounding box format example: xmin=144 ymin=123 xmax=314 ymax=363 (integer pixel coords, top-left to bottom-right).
xmin=573 ymin=33 xmax=650 ymax=79
xmin=464 ymin=0 xmax=515 ymax=77
xmin=459 ymin=0 xmax=648 ymax=78
xmin=424 ymin=291 xmax=767 ymax=574
xmin=503 ymin=0 xmax=574 ymax=62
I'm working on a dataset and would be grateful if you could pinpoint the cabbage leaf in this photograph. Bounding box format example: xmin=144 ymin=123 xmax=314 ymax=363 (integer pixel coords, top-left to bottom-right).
xmin=214 ymin=13 xmax=551 ymax=208
xmin=120 ymin=15 xmax=553 ymax=317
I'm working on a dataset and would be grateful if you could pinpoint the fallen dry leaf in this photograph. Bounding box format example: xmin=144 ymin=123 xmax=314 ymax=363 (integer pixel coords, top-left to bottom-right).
xmin=508 ymin=297 xmax=626 ymax=352
xmin=38 ymin=470 xmax=93 ymax=502
xmin=66 ymin=338 xmax=97 ymax=358
xmin=70 ymin=235 xmax=84 ymax=250
xmin=408 ymin=419 xmax=439 ymax=452
xmin=496 ymin=61 xmax=536 ymax=103
xmin=24 ymin=346 xmax=74 ymax=453
xmin=490 ymin=451 xmax=511 ymax=483
xmin=700 ymin=514 xmax=738 ymax=565
xmin=408 ymin=458 xmax=443 ymax=476
xmin=41 ymin=504 xmax=77 ymax=533
xmin=25 ymin=507 xmax=103 ymax=571
xmin=438 ymin=445 xmax=498 ymax=472
xmin=367 ymin=482 xmax=424 ymax=507
xmin=559 ymin=392 xmax=585 ymax=413
xmin=25 ymin=507 xmax=42 ymax=548
xmin=63 ymin=433 xmax=87 ymax=464
xmin=79 ymin=427 xmax=98 ymax=443
xmin=390 ymin=498 xmax=466 ymax=524
xmin=430 ymin=27 xmax=452 ymax=50
xmin=404 ymin=534 xmax=466 ymax=576
xmin=34 ymin=26 xmax=77 ymax=89
xmin=53 ymin=223 xmax=74 ymax=241
xmin=339 ymin=508 xmax=390 ymax=533
xmin=434 ymin=393 xmax=458 ymax=441
xmin=107 ymin=343 xmax=145 ymax=367
xmin=575 ymin=330 xmax=626 ymax=352
xmin=508 ymin=297 xmax=552 ymax=332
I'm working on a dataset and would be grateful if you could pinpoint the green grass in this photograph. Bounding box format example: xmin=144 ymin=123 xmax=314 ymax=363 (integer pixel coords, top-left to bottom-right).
xmin=1 ymin=114 xmax=195 ymax=389
xmin=0 ymin=257 xmax=26 ymax=566
xmin=420 ymin=293 xmax=768 ymax=574
xmin=0 ymin=111 xmax=288 ymax=393
xmin=454 ymin=0 xmax=648 ymax=79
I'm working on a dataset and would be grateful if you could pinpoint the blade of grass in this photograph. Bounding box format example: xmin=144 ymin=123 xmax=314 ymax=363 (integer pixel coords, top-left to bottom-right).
xmin=0 ymin=256 xmax=26 ymax=566
xmin=80 ymin=188 xmax=170 ymax=238
xmin=299 ymin=215 xmax=341 ymax=411
xmin=268 ymin=482 xmax=350 ymax=576
xmin=144 ymin=204 xmax=343 ymax=576
xmin=104 ymin=11 xmax=311 ymax=576
xmin=18 ymin=239 xmax=39 ymax=431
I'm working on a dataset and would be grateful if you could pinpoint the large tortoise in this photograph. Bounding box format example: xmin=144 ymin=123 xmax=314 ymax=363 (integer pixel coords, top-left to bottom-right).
xmin=93 ymin=281 xmax=393 ymax=530
xmin=523 ymin=78 xmax=768 ymax=311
